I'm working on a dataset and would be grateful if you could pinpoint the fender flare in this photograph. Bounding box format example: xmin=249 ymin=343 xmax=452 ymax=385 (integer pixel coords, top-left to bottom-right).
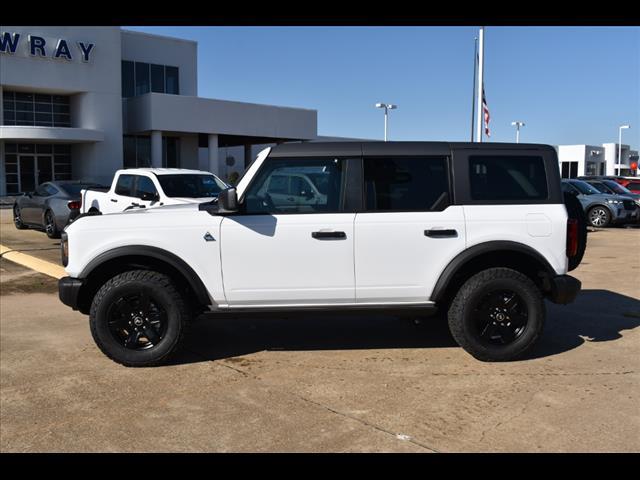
xmin=430 ymin=241 xmax=557 ymax=303
xmin=79 ymin=245 xmax=210 ymax=306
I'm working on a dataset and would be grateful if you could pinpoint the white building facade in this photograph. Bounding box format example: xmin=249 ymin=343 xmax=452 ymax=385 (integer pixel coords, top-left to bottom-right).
xmin=557 ymin=144 xmax=639 ymax=178
xmin=0 ymin=27 xmax=318 ymax=195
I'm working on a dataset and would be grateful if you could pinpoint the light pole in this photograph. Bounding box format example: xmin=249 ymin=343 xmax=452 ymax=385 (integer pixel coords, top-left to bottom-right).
xmin=618 ymin=124 xmax=630 ymax=176
xmin=511 ymin=121 xmax=525 ymax=143
xmin=375 ymin=103 xmax=397 ymax=142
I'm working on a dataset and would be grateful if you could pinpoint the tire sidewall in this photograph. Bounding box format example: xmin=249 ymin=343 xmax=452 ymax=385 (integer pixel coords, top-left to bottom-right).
xmin=91 ymin=278 xmax=184 ymax=366
xmin=44 ymin=210 xmax=59 ymax=238
xmin=456 ymin=275 xmax=545 ymax=361
xmin=13 ymin=205 xmax=25 ymax=229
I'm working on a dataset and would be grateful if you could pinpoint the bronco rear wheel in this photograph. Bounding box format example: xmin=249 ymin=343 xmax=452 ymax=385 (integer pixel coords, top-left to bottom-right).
xmin=89 ymin=270 xmax=190 ymax=367
xmin=447 ymin=267 xmax=545 ymax=362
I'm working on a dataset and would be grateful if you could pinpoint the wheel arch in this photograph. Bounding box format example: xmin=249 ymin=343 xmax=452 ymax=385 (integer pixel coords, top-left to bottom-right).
xmin=430 ymin=241 xmax=557 ymax=305
xmin=76 ymin=246 xmax=210 ymax=315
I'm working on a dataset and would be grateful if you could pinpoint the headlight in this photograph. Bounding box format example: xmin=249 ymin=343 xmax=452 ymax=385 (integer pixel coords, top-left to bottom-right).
xmin=606 ymin=199 xmax=622 ymax=204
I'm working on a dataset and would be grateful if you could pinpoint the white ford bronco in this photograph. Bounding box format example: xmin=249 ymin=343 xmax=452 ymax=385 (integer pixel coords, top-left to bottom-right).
xmin=59 ymin=142 xmax=584 ymax=367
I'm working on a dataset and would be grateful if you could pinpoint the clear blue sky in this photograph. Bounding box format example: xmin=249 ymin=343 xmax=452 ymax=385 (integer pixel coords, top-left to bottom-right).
xmin=129 ymin=26 xmax=640 ymax=148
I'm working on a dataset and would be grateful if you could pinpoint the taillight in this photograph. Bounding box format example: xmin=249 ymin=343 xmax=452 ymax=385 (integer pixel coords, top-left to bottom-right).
xmin=68 ymin=200 xmax=81 ymax=210
xmin=567 ymin=218 xmax=578 ymax=257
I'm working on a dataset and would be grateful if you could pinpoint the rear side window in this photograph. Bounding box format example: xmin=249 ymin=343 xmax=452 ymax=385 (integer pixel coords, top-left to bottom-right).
xmin=364 ymin=157 xmax=450 ymax=211
xmin=115 ymin=174 xmax=135 ymax=196
xmin=469 ymin=155 xmax=548 ymax=201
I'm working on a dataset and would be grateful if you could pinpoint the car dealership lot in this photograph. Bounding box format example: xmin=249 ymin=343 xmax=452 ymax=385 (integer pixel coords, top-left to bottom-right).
xmin=0 ymin=209 xmax=639 ymax=452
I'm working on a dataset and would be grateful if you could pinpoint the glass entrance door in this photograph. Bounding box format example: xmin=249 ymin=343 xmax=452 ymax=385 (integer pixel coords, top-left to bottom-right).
xmin=19 ymin=156 xmax=36 ymax=193
xmin=37 ymin=156 xmax=54 ymax=185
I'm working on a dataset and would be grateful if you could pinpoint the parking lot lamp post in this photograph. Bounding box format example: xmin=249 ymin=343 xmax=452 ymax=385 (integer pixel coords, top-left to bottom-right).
xmin=618 ymin=125 xmax=630 ymax=176
xmin=375 ymin=103 xmax=397 ymax=142
xmin=511 ymin=121 xmax=525 ymax=143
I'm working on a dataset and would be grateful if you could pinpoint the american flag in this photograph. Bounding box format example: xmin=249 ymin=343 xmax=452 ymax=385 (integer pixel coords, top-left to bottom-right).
xmin=482 ymin=87 xmax=491 ymax=137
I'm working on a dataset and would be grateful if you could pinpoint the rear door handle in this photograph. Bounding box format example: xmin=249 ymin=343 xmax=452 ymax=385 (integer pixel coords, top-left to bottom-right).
xmin=424 ymin=229 xmax=458 ymax=238
xmin=312 ymin=231 xmax=346 ymax=239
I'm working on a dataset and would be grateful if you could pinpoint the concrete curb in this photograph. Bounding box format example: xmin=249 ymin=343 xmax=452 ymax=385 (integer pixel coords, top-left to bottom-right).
xmin=0 ymin=244 xmax=66 ymax=279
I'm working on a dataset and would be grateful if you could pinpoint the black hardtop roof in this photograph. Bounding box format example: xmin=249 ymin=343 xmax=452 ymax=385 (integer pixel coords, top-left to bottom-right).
xmin=269 ymin=141 xmax=555 ymax=157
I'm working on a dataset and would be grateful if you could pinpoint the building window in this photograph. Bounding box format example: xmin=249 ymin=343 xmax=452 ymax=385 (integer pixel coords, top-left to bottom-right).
xmin=121 ymin=61 xmax=180 ymax=98
xmin=165 ymin=66 xmax=179 ymax=95
xmin=162 ymin=137 xmax=180 ymax=168
xmin=121 ymin=61 xmax=135 ymax=98
xmin=123 ymin=135 xmax=152 ymax=168
xmin=3 ymin=91 xmax=71 ymax=127
xmin=135 ymin=62 xmax=150 ymax=96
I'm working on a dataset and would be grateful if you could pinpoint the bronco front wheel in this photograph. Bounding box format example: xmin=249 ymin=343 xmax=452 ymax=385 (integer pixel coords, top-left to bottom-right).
xmin=89 ymin=270 xmax=190 ymax=367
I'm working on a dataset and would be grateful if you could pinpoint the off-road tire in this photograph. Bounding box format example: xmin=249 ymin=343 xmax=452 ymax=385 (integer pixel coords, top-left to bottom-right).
xmin=447 ymin=267 xmax=545 ymax=362
xmin=563 ymin=191 xmax=587 ymax=271
xmin=89 ymin=270 xmax=190 ymax=367
xmin=13 ymin=205 xmax=27 ymax=229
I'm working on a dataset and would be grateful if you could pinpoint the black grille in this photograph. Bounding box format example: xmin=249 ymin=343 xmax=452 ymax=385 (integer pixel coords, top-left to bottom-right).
xmin=623 ymin=200 xmax=635 ymax=210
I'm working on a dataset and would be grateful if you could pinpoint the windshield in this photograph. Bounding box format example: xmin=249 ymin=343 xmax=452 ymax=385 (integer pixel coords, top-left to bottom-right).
xmin=570 ymin=180 xmax=601 ymax=195
xmin=157 ymin=174 xmax=227 ymax=198
xmin=602 ymin=180 xmax=632 ymax=194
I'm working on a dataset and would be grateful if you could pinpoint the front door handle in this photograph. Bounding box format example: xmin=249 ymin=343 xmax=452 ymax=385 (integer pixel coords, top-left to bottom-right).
xmin=110 ymin=199 xmax=118 ymax=203
xmin=312 ymin=231 xmax=346 ymax=239
xmin=424 ymin=229 xmax=458 ymax=238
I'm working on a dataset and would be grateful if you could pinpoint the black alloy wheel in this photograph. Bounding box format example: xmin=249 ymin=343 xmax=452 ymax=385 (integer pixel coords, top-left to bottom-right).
xmin=106 ymin=292 xmax=168 ymax=350
xmin=472 ymin=290 xmax=528 ymax=346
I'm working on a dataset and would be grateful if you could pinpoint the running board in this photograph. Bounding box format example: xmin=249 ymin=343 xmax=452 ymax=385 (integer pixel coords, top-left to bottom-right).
xmin=205 ymin=302 xmax=438 ymax=318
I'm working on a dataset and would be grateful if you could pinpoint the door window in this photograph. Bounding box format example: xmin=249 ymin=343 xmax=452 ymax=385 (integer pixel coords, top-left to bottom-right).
xmin=364 ymin=156 xmax=450 ymax=211
xmin=135 ymin=176 xmax=158 ymax=199
xmin=115 ymin=175 xmax=136 ymax=197
xmin=244 ymin=157 xmax=346 ymax=214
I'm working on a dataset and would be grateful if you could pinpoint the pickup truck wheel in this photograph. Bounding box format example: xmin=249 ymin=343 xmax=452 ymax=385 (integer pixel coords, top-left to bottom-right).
xmin=447 ymin=268 xmax=545 ymax=362
xmin=89 ymin=270 xmax=190 ymax=367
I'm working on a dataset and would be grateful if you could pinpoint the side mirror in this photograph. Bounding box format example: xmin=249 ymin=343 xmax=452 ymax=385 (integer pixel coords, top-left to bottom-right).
xmin=140 ymin=191 xmax=160 ymax=202
xmin=218 ymin=187 xmax=239 ymax=213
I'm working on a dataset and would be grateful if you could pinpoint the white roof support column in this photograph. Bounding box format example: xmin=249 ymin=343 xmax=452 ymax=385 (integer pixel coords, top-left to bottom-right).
xmin=208 ymin=134 xmax=219 ymax=176
xmin=151 ymin=131 xmax=163 ymax=168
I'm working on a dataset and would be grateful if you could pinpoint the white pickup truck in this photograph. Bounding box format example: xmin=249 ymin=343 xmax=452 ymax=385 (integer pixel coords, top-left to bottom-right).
xmin=80 ymin=168 xmax=228 ymax=214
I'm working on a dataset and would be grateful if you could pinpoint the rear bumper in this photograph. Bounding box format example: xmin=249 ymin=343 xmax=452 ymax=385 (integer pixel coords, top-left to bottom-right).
xmin=58 ymin=276 xmax=84 ymax=310
xmin=548 ymin=274 xmax=581 ymax=305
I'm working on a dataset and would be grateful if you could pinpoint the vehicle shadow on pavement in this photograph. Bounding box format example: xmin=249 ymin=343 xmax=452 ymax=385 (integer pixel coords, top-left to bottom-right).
xmin=172 ymin=312 xmax=457 ymax=365
xmin=170 ymin=289 xmax=640 ymax=365
xmin=530 ymin=289 xmax=640 ymax=360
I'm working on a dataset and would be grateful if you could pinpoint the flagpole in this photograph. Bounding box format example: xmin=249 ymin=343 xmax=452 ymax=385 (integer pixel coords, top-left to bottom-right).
xmin=471 ymin=37 xmax=477 ymax=142
xmin=476 ymin=26 xmax=485 ymax=143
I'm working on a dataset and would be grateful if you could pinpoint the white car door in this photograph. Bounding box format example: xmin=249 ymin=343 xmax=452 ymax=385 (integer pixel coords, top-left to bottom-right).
xmin=220 ymin=156 xmax=356 ymax=307
xmin=354 ymin=155 xmax=466 ymax=303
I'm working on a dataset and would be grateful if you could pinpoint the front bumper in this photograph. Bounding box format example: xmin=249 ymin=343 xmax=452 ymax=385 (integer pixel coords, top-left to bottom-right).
xmin=58 ymin=276 xmax=84 ymax=310
xmin=548 ymin=274 xmax=581 ymax=305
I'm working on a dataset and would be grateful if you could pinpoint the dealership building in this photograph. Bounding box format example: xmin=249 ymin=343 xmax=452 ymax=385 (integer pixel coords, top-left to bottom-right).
xmin=557 ymin=144 xmax=639 ymax=178
xmin=0 ymin=26 xmax=319 ymax=195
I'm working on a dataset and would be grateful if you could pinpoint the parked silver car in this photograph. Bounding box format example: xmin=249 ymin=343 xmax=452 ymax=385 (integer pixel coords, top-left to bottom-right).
xmin=13 ymin=181 xmax=107 ymax=238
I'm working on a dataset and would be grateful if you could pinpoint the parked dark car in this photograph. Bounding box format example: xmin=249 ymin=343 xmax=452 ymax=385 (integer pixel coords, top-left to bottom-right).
xmin=13 ymin=181 xmax=107 ymax=238
xmin=581 ymin=179 xmax=640 ymax=203
xmin=561 ymin=179 xmax=639 ymax=227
